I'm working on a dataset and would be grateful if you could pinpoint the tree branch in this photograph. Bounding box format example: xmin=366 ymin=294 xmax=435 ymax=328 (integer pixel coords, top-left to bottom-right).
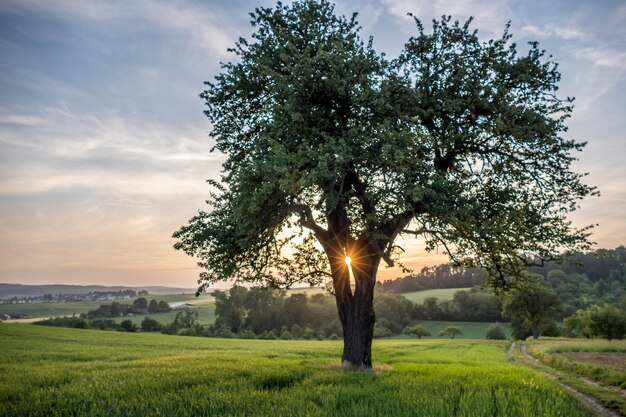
xmin=290 ymin=204 xmax=329 ymax=244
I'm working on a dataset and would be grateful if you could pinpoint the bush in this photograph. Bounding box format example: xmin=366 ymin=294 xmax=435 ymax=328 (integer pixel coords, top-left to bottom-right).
xmin=373 ymin=325 xmax=393 ymax=338
xmin=485 ymin=323 xmax=506 ymax=340
xmin=119 ymin=319 xmax=138 ymax=332
xmin=376 ymin=318 xmax=403 ymax=334
xmin=217 ymin=327 xmax=234 ymax=338
xmin=290 ymin=324 xmax=303 ymax=339
xmin=329 ymin=333 xmax=339 ymax=341
xmin=140 ymin=317 xmax=162 ymax=332
xmin=302 ymin=327 xmax=315 ymax=340
xmin=239 ymin=329 xmax=256 ymax=339
xmin=161 ymin=323 xmax=179 ymax=335
xmin=73 ymin=318 xmax=89 ymax=329
xmin=280 ymin=331 xmax=294 ymax=340
xmin=259 ymin=330 xmax=277 ymax=340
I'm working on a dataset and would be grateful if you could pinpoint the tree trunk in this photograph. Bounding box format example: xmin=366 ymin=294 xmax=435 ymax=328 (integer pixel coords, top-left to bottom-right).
xmin=531 ymin=323 xmax=539 ymax=340
xmin=331 ymin=245 xmax=380 ymax=369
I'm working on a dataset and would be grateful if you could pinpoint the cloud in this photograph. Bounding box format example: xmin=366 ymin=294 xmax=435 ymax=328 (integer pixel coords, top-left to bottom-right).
xmin=0 ymin=105 xmax=224 ymax=196
xmin=0 ymin=109 xmax=44 ymax=126
xmin=381 ymin=0 xmax=513 ymax=37
xmin=0 ymin=0 xmax=235 ymax=57
xmin=572 ymin=47 xmax=626 ymax=69
xmin=520 ymin=25 xmax=586 ymax=40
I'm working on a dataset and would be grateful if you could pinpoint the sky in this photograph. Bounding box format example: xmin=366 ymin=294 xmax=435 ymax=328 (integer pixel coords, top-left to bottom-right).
xmin=0 ymin=0 xmax=625 ymax=288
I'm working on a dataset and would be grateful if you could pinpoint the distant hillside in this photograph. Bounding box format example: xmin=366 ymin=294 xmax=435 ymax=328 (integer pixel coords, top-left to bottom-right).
xmin=0 ymin=284 xmax=196 ymax=298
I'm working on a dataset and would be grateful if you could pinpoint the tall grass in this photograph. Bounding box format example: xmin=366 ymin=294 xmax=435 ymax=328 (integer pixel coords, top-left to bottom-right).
xmin=0 ymin=325 xmax=592 ymax=417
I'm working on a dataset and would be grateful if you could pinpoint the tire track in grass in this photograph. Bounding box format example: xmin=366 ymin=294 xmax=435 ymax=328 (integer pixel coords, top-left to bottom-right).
xmin=513 ymin=342 xmax=621 ymax=417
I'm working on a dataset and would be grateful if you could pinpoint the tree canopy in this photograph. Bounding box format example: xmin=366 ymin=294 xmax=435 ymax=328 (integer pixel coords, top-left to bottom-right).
xmin=175 ymin=1 xmax=593 ymax=291
xmin=174 ymin=0 xmax=594 ymax=367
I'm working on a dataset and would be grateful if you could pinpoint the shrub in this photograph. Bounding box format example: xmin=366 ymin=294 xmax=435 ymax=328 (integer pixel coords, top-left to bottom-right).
xmin=485 ymin=323 xmax=506 ymax=340
xmin=239 ymin=329 xmax=256 ymax=339
xmin=290 ymin=324 xmax=303 ymax=339
xmin=302 ymin=327 xmax=315 ymax=340
xmin=119 ymin=320 xmax=138 ymax=332
xmin=280 ymin=331 xmax=294 ymax=340
xmin=373 ymin=326 xmax=393 ymax=338
xmin=140 ymin=317 xmax=162 ymax=332
xmin=160 ymin=323 xmax=179 ymax=335
xmin=329 ymin=333 xmax=339 ymax=340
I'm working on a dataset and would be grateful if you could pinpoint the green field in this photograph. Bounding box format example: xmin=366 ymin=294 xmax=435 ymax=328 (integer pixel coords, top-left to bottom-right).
xmin=396 ymin=321 xmax=512 ymax=340
xmin=0 ymin=324 xmax=593 ymax=417
xmin=401 ymin=288 xmax=471 ymax=304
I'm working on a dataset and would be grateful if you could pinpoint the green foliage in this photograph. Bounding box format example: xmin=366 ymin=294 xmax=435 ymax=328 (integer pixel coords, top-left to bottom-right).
xmin=174 ymin=310 xmax=199 ymax=329
xmin=119 ymin=319 xmax=138 ymax=332
xmin=438 ymin=326 xmax=463 ymax=339
xmin=565 ymin=305 xmax=626 ymax=341
xmin=404 ymin=325 xmax=431 ymax=339
xmin=504 ymin=282 xmax=562 ymax=339
xmin=140 ymin=317 xmax=162 ymax=332
xmin=133 ymin=297 xmax=148 ymax=310
xmin=0 ymin=325 xmax=594 ymax=417
xmin=485 ymin=323 xmax=507 ymax=340
xmin=160 ymin=322 xmax=179 ymax=335
xmin=174 ymin=0 xmax=594 ymax=295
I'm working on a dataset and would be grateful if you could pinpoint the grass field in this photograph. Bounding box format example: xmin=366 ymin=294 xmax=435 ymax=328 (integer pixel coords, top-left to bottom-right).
xmin=401 ymin=287 xmax=471 ymax=304
xmin=395 ymin=321 xmax=512 ymax=340
xmin=0 ymin=324 xmax=593 ymax=417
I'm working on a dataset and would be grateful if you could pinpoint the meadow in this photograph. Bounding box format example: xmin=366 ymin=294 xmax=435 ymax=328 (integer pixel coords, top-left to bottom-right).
xmin=401 ymin=288 xmax=470 ymax=304
xmin=0 ymin=324 xmax=593 ymax=417
xmin=394 ymin=320 xmax=512 ymax=340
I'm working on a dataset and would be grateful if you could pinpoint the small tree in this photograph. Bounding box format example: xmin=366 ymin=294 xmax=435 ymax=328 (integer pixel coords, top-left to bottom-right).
xmin=485 ymin=323 xmax=506 ymax=340
xmin=158 ymin=300 xmax=171 ymax=312
xmin=133 ymin=297 xmax=148 ymax=311
xmin=141 ymin=317 xmax=162 ymax=332
xmin=404 ymin=325 xmax=431 ymax=339
xmin=119 ymin=319 xmax=138 ymax=332
xmin=439 ymin=326 xmax=463 ymax=339
xmin=505 ymin=282 xmax=562 ymax=340
xmin=174 ymin=310 xmax=199 ymax=329
xmin=148 ymin=299 xmax=159 ymax=314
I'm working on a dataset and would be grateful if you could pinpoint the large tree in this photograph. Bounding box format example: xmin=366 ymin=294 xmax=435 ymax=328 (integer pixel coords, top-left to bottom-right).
xmin=174 ymin=1 xmax=594 ymax=367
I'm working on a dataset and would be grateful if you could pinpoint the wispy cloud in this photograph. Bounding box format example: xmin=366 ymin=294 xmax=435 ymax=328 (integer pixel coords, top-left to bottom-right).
xmin=0 ymin=0 xmax=235 ymax=57
xmin=520 ymin=25 xmax=586 ymax=40
xmin=571 ymin=47 xmax=626 ymax=69
xmin=381 ymin=0 xmax=513 ymax=37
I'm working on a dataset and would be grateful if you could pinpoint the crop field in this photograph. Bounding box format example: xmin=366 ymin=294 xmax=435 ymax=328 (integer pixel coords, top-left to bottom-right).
xmin=401 ymin=288 xmax=471 ymax=304
xmin=524 ymin=338 xmax=626 ymax=415
xmin=0 ymin=324 xmax=593 ymax=417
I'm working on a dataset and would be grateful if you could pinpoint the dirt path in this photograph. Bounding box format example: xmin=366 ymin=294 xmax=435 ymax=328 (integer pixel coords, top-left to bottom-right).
xmin=514 ymin=342 xmax=622 ymax=417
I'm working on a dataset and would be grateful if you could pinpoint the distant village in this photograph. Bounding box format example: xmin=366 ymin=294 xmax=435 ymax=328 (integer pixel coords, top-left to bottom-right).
xmin=0 ymin=289 xmax=149 ymax=305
